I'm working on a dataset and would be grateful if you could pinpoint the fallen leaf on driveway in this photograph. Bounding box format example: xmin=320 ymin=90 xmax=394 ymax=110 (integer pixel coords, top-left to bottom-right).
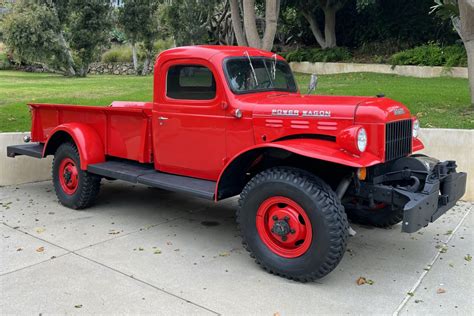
xmin=356 ymin=277 xmax=366 ymax=285
xmin=407 ymin=292 xmax=414 ymax=297
xmin=154 ymin=249 xmax=162 ymax=254
xmin=219 ymin=251 xmax=230 ymax=257
xmin=465 ymin=254 xmax=472 ymax=262
xmin=437 ymin=288 xmax=446 ymax=294
xmin=36 ymin=228 xmax=45 ymax=233
xmin=74 ymin=304 xmax=83 ymax=308
xmin=16 ymin=247 xmax=23 ymax=252
xmin=36 ymin=247 xmax=44 ymax=252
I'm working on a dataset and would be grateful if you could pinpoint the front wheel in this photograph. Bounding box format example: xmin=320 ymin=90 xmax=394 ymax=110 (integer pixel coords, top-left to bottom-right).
xmin=52 ymin=142 xmax=101 ymax=209
xmin=237 ymin=167 xmax=349 ymax=282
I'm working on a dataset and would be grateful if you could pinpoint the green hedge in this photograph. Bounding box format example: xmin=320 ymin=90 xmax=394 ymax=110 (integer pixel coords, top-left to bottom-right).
xmin=390 ymin=43 xmax=467 ymax=68
xmin=281 ymin=47 xmax=352 ymax=63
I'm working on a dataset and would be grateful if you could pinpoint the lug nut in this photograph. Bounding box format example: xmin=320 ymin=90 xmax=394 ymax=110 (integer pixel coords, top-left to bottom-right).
xmin=272 ymin=215 xmax=278 ymax=221
xmin=284 ymin=216 xmax=290 ymax=221
xmin=290 ymin=229 xmax=296 ymax=234
xmin=282 ymin=236 xmax=287 ymax=241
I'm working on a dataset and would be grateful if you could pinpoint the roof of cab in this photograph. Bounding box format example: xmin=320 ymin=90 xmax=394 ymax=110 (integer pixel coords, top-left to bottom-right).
xmin=157 ymin=45 xmax=280 ymax=62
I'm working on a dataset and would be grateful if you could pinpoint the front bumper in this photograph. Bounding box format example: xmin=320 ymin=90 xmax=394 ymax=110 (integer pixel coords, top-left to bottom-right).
xmin=351 ymin=159 xmax=467 ymax=233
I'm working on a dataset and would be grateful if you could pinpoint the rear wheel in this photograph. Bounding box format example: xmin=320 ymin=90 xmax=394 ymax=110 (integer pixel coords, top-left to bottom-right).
xmin=52 ymin=142 xmax=101 ymax=209
xmin=238 ymin=167 xmax=348 ymax=282
xmin=345 ymin=202 xmax=404 ymax=228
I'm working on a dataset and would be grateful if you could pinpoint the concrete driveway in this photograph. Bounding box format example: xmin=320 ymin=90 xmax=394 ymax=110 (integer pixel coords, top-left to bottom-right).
xmin=1 ymin=180 xmax=472 ymax=315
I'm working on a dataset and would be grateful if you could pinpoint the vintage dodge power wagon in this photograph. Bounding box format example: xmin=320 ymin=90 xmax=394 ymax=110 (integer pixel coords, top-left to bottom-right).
xmin=7 ymin=46 xmax=467 ymax=281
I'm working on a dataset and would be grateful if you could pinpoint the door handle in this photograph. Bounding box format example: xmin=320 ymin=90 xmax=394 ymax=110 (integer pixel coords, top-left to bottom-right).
xmin=158 ymin=116 xmax=168 ymax=125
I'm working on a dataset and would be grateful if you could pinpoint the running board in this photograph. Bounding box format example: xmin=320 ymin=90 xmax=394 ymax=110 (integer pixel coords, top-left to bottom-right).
xmin=7 ymin=143 xmax=44 ymax=158
xmin=88 ymin=160 xmax=215 ymax=200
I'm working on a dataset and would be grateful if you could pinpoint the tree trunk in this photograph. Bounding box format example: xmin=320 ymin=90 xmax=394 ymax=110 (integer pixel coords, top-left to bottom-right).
xmin=261 ymin=0 xmax=279 ymax=51
xmin=57 ymin=32 xmax=76 ymax=76
xmin=243 ymin=0 xmax=262 ymax=48
xmin=142 ymin=54 xmax=150 ymax=76
xmin=458 ymin=0 xmax=474 ymax=107
xmin=323 ymin=6 xmax=337 ymax=48
xmin=131 ymin=42 xmax=138 ymax=73
xmin=229 ymin=0 xmax=248 ymax=46
xmin=302 ymin=11 xmax=327 ymax=48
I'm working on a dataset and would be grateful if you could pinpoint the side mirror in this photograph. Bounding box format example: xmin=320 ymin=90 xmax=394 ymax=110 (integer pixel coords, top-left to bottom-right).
xmin=307 ymin=73 xmax=318 ymax=94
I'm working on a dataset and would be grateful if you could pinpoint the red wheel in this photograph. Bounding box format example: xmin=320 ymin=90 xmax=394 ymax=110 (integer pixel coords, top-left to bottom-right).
xmin=238 ymin=167 xmax=348 ymax=281
xmin=256 ymin=196 xmax=312 ymax=258
xmin=53 ymin=142 xmax=101 ymax=209
xmin=58 ymin=157 xmax=79 ymax=195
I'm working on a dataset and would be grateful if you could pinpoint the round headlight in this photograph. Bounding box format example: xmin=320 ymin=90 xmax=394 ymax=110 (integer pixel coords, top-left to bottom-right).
xmin=413 ymin=119 xmax=420 ymax=138
xmin=357 ymin=128 xmax=367 ymax=152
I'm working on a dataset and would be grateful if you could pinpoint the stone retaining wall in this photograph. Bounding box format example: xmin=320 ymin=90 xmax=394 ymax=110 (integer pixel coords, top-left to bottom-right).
xmin=87 ymin=62 xmax=153 ymax=75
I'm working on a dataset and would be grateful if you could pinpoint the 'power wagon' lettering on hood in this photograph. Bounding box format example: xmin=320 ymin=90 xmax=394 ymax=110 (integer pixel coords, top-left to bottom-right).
xmin=271 ymin=109 xmax=331 ymax=118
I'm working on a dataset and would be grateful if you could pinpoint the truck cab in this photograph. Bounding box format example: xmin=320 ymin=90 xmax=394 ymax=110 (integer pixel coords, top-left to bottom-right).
xmin=7 ymin=46 xmax=467 ymax=282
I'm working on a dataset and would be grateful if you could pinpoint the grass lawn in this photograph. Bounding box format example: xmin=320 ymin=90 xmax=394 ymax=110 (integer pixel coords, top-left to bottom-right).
xmin=0 ymin=70 xmax=472 ymax=132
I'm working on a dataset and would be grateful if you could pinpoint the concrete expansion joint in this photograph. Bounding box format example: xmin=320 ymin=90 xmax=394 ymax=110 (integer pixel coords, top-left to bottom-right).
xmin=392 ymin=206 xmax=472 ymax=315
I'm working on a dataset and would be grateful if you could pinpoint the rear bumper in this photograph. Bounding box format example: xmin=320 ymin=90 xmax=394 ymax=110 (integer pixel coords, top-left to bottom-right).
xmin=7 ymin=143 xmax=44 ymax=158
xmin=351 ymin=159 xmax=467 ymax=233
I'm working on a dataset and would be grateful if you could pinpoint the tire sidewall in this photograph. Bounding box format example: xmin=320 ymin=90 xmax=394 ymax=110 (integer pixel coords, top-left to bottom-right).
xmin=240 ymin=178 xmax=339 ymax=276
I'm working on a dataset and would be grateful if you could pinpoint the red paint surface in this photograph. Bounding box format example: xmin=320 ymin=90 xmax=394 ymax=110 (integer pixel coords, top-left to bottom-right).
xmin=28 ymin=45 xmax=424 ymax=182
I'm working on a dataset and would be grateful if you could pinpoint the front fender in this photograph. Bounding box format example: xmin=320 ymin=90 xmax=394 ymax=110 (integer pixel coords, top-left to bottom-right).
xmin=43 ymin=123 xmax=105 ymax=170
xmin=215 ymin=138 xmax=382 ymax=200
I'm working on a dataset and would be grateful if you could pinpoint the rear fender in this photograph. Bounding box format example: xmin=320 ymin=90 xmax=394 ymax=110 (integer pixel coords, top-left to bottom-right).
xmin=43 ymin=123 xmax=105 ymax=170
xmin=215 ymin=138 xmax=382 ymax=201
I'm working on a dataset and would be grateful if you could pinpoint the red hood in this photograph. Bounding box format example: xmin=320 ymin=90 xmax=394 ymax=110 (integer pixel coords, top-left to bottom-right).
xmin=235 ymin=92 xmax=412 ymax=123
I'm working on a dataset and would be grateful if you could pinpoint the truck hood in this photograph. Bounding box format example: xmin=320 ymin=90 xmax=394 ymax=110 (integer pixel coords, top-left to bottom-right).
xmin=238 ymin=92 xmax=412 ymax=123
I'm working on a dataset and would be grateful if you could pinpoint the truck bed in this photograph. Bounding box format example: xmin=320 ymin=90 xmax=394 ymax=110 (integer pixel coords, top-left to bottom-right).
xmin=30 ymin=102 xmax=153 ymax=163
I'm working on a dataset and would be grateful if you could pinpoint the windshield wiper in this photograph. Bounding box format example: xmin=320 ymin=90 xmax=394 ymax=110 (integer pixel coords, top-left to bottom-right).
xmin=244 ymin=51 xmax=258 ymax=86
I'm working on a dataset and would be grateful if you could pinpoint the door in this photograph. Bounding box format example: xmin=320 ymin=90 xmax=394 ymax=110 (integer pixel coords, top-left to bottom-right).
xmin=153 ymin=59 xmax=226 ymax=181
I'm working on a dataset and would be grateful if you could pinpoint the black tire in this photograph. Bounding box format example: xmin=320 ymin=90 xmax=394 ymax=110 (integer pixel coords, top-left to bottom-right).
xmin=345 ymin=204 xmax=404 ymax=228
xmin=237 ymin=167 xmax=349 ymax=282
xmin=52 ymin=142 xmax=101 ymax=209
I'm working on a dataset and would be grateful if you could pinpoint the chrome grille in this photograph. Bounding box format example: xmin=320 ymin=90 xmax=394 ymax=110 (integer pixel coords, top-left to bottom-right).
xmin=385 ymin=119 xmax=412 ymax=161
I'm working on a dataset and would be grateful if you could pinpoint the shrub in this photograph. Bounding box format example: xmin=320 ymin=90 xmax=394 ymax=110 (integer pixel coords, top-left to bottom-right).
xmin=101 ymin=39 xmax=173 ymax=64
xmin=281 ymin=47 xmax=352 ymax=63
xmin=390 ymin=43 xmax=467 ymax=68
xmin=101 ymin=45 xmax=133 ymax=63
xmin=0 ymin=51 xmax=12 ymax=70
xmin=153 ymin=38 xmax=174 ymax=55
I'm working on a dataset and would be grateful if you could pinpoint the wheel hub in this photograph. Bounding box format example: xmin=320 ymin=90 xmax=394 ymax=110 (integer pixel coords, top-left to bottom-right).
xmin=256 ymin=196 xmax=313 ymax=258
xmin=272 ymin=219 xmax=290 ymax=237
xmin=58 ymin=158 xmax=78 ymax=195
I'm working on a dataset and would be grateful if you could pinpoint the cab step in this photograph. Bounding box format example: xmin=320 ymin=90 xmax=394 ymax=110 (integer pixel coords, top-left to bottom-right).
xmin=88 ymin=160 xmax=215 ymax=200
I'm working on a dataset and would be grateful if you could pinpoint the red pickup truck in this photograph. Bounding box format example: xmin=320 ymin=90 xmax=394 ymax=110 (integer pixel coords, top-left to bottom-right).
xmin=8 ymin=46 xmax=466 ymax=282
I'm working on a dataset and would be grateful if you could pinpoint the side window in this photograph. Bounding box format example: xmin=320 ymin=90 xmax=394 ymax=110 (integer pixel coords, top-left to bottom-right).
xmin=166 ymin=65 xmax=216 ymax=100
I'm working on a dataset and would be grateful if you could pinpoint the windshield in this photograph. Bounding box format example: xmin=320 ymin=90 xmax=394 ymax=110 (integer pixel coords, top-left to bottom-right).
xmin=225 ymin=57 xmax=298 ymax=94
